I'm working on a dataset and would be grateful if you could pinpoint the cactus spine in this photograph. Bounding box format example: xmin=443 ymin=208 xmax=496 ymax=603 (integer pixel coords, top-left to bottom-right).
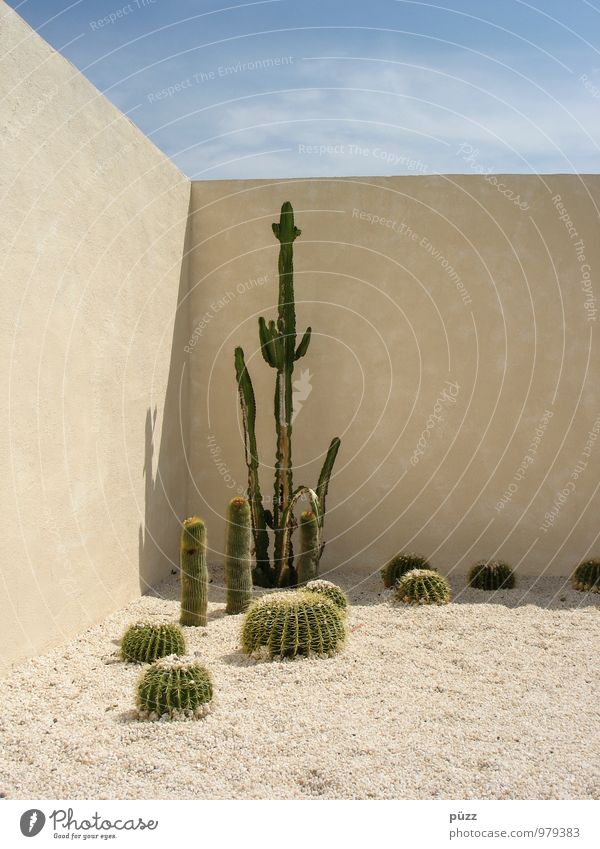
xmin=395 ymin=569 xmax=451 ymax=605
xmin=571 ymin=558 xmax=600 ymax=592
xmin=136 ymin=656 xmax=213 ymax=720
xmin=241 ymin=591 xmax=346 ymax=660
xmin=296 ymin=510 xmax=320 ymax=585
xmin=179 ymin=517 xmax=208 ymax=626
xmin=121 ymin=622 xmax=186 ymax=663
xmin=468 ymin=560 xmax=515 ymax=590
xmin=234 ymin=202 xmax=341 ymax=588
xmin=225 ymin=496 xmax=253 ymax=614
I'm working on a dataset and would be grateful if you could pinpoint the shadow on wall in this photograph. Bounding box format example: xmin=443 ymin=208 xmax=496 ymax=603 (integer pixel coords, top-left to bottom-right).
xmin=138 ymin=207 xmax=192 ymax=594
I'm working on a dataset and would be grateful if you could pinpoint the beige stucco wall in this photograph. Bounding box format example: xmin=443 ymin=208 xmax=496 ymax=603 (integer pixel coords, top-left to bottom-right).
xmin=187 ymin=176 xmax=600 ymax=580
xmin=0 ymin=2 xmax=191 ymax=673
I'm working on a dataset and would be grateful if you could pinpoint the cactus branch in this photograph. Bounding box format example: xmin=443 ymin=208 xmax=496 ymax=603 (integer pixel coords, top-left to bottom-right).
xmin=234 ymin=346 xmax=272 ymax=586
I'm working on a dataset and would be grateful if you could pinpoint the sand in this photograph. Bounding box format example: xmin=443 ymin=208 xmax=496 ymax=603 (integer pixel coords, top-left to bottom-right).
xmin=1 ymin=569 xmax=598 ymax=800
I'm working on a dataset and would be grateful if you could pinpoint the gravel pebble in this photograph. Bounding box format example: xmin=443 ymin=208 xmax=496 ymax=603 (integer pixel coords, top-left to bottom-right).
xmin=0 ymin=569 xmax=598 ymax=799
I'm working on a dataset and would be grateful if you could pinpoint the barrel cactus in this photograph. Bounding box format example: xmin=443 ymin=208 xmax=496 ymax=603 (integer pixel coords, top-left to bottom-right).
xmin=121 ymin=621 xmax=185 ymax=663
xmin=305 ymin=579 xmax=348 ymax=611
xmin=296 ymin=510 xmax=320 ymax=585
xmin=395 ymin=568 xmax=451 ymax=605
xmin=136 ymin=655 xmax=213 ymax=720
xmin=180 ymin=516 xmax=208 ymax=626
xmin=468 ymin=559 xmax=515 ymax=590
xmin=381 ymin=552 xmax=432 ymax=589
xmin=241 ymin=591 xmax=346 ymax=659
xmin=571 ymin=558 xmax=600 ymax=592
xmin=225 ymin=496 xmax=253 ymax=614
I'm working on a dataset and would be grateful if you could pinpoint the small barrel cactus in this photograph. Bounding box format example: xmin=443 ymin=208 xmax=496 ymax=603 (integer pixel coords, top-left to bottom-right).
xmin=305 ymin=579 xmax=348 ymax=611
xmin=395 ymin=568 xmax=451 ymax=605
xmin=571 ymin=558 xmax=600 ymax=592
xmin=241 ymin=591 xmax=346 ymax=659
xmin=468 ymin=559 xmax=515 ymax=590
xmin=180 ymin=516 xmax=208 ymax=626
xmin=381 ymin=552 xmax=432 ymax=589
xmin=136 ymin=655 xmax=213 ymax=720
xmin=296 ymin=510 xmax=320 ymax=585
xmin=225 ymin=496 xmax=253 ymax=614
xmin=121 ymin=621 xmax=186 ymax=663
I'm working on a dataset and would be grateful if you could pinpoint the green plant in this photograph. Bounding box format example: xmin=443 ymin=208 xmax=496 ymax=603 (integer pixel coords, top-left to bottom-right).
xmin=305 ymin=579 xmax=348 ymax=611
xmin=394 ymin=569 xmax=451 ymax=605
xmin=241 ymin=590 xmax=346 ymax=659
xmin=468 ymin=560 xmax=516 ymax=590
xmin=234 ymin=202 xmax=341 ymax=588
xmin=225 ymin=496 xmax=253 ymax=614
xmin=571 ymin=558 xmax=600 ymax=592
xmin=121 ymin=622 xmax=185 ymax=663
xmin=381 ymin=553 xmax=432 ymax=589
xmin=180 ymin=517 xmax=208 ymax=626
xmin=136 ymin=655 xmax=213 ymax=720
xmin=296 ymin=510 xmax=320 ymax=585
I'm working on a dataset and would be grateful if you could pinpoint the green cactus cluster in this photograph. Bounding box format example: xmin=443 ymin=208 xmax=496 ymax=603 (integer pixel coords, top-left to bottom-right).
xmin=234 ymin=202 xmax=341 ymax=588
xmin=571 ymin=558 xmax=600 ymax=593
xmin=305 ymin=579 xmax=348 ymax=611
xmin=180 ymin=516 xmax=208 ymax=627
xmin=468 ymin=560 xmax=516 ymax=590
xmin=225 ymin=496 xmax=253 ymax=614
xmin=121 ymin=621 xmax=185 ymax=663
xmin=136 ymin=655 xmax=213 ymax=720
xmin=381 ymin=552 xmax=433 ymax=589
xmin=394 ymin=568 xmax=451 ymax=605
xmin=241 ymin=590 xmax=346 ymax=659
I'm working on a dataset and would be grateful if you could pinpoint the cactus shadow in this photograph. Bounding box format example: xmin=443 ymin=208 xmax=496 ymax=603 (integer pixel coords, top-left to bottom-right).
xmin=220 ymin=650 xmax=255 ymax=667
xmin=138 ymin=204 xmax=192 ymax=597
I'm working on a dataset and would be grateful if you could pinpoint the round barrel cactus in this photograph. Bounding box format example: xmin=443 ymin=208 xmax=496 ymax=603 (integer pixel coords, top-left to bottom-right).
xmin=571 ymin=559 xmax=600 ymax=593
xmin=241 ymin=591 xmax=346 ymax=660
xmin=121 ymin=621 xmax=186 ymax=663
xmin=468 ymin=560 xmax=516 ymax=591
xmin=305 ymin=579 xmax=348 ymax=611
xmin=381 ymin=553 xmax=432 ymax=589
xmin=136 ymin=655 xmax=213 ymax=720
xmin=395 ymin=568 xmax=451 ymax=605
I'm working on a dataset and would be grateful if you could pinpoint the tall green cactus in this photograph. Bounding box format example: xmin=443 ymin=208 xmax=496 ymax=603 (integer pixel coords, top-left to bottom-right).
xmin=234 ymin=202 xmax=341 ymax=587
xmin=179 ymin=517 xmax=208 ymax=626
xmin=225 ymin=496 xmax=253 ymax=614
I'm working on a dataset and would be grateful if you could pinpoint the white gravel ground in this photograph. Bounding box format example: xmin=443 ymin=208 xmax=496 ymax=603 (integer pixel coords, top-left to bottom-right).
xmin=1 ymin=569 xmax=598 ymax=800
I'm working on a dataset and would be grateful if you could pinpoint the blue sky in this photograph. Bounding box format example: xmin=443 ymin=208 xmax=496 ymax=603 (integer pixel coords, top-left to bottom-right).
xmin=6 ymin=0 xmax=600 ymax=177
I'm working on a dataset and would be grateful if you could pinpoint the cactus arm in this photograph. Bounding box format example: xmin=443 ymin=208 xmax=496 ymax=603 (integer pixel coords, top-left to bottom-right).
xmin=315 ymin=436 xmax=341 ymax=559
xmin=295 ymin=326 xmax=311 ymax=360
xmin=234 ymin=346 xmax=273 ymax=586
xmin=278 ymin=485 xmax=321 ymax=587
xmin=296 ymin=510 xmax=320 ymax=585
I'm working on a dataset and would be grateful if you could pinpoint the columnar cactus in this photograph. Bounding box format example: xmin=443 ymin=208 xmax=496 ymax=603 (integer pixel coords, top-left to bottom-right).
xmin=468 ymin=560 xmax=516 ymax=590
xmin=395 ymin=568 xmax=451 ymax=605
xmin=241 ymin=591 xmax=346 ymax=659
xmin=305 ymin=579 xmax=348 ymax=611
xmin=136 ymin=655 xmax=213 ymax=720
xmin=225 ymin=496 xmax=253 ymax=614
xmin=179 ymin=517 xmax=208 ymax=626
xmin=296 ymin=510 xmax=320 ymax=585
xmin=571 ymin=558 xmax=600 ymax=592
xmin=381 ymin=553 xmax=432 ymax=589
xmin=234 ymin=202 xmax=341 ymax=588
xmin=121 ymin=622 xmax=186 ymax=663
